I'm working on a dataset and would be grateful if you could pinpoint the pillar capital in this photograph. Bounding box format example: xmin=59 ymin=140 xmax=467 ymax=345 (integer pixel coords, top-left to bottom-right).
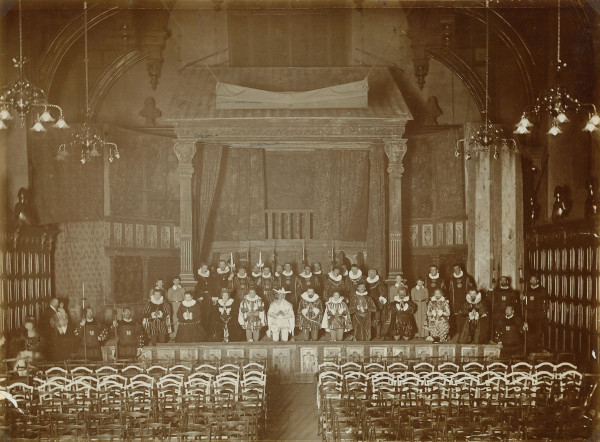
xmin=173 ymin=139 xmax=197 ymax=165
xmin=384 ymin=137 xmax=408 ymax=177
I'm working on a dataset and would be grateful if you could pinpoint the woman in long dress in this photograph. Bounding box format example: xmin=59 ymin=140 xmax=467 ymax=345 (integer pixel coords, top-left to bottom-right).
xmin=411 ymin=277 xmax=429 ymax=339
xmin=176 ymin=292 xmax=207 ymax=343
xmin=457 ymin=289 xmax=489 ymax=344
xmin=348 ymin=283 xmax=376 ymax=341
xmin=321 ymin=291 xmax=352 ymax=341
xmin=212 ymin=289 xmax=242 ymax=343
xmin=143 ymin=289 xmax=172 ymax=345
xmin=426 ymin=289 xmax=451 ymax=343
xmin=391 ymin=287 xmax=418 ymax=340
xmin=297 ymin=288 xmax=323 ymax=341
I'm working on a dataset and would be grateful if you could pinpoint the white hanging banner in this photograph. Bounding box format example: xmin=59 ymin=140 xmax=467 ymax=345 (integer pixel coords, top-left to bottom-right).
xmin=215 ymin=78 xmax=368 ymax=110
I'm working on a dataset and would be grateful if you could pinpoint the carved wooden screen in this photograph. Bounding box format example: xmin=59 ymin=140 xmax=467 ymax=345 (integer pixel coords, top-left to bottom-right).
xmin=526 ymin=218 xmax=599 ymax=360
xmin=0 ymin=225 xmax=58 ymax=334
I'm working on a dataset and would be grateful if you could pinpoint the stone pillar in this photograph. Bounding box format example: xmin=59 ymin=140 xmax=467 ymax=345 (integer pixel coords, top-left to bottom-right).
xmin=174 ymin=139 xmax=197 ymax=291
xmin=384 ymin=137 xmax=408 ymax=277
xmin=464 ymin=124 xmax=524 ymax=288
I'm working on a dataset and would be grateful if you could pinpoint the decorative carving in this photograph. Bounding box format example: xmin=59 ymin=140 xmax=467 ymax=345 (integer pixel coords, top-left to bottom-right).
xmin=413 ymin=56 xmax=430 ymax=90
xmin=384 ymin=138 xmax=407 ymax=177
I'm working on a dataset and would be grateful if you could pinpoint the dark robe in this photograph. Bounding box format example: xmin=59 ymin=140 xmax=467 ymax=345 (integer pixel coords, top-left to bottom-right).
xmin=232 ymin=274 xmax=252 ymax=302
xmin=389 ymin=297 xmax=418 ymax=339
xmin=425 ymin=274 xmax=446 ymax=296
xmin=260 ymin=274 xmax=277 ymax=305
xmin=196 ymin=272 xmax=214 ymax=333
xmin=176 ymin=300 xmax=206 ymax=343
xmin=449 ymin=271 xmax=474 ymax=336
xmin=142 ymin=296 xmax=171 ymax=340
xmin=113 ymin=319 xmax=143 ymax=359
xmin=312 ymin=271 xmax=325 ymax=297
xmin=297 ymin=273 xmax=317 ymax=295
xmin=215 ymin=267 xmax=232 ymax=291
xmin=498 ymin=313 xmax=524 ymax=358
xmin=279 ymin=271 xmax=299 ymax=308
xmin=75 ymin=319 xmax=107 ymax=361
xmin=345 ymin=271 xmax=365 ymax=294
xmin=491 ymin=286 xmax=519 ymax=340
xmin=323 ymin=273 xmax=345 ymax=301
xmin=348 ymin=292 xmax=376 ymax=341
xmin=211 ymin=299 xmax=243 ymax=342
xmin=457 ymin=294 xmax=489 ymax=344
xmin=523 ymin=284 xmax=549 ymax=353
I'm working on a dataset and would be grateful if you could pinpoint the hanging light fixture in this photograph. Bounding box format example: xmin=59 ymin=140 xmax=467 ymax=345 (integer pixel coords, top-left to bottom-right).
xmin=514 ymin=0 xmax=599 ymax=135
xmin=57 ymin=1 xmax=119 ymax=164
xmin=0 ymin=0 xmax=68 ymax=131
xmin=456 ymin=0 xmax=516 ymax=160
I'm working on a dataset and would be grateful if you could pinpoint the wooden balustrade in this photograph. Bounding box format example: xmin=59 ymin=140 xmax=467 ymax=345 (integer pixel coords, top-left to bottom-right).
xmin=526 ymin=217 xmax=600 ymax=360
xmin=104 ymin=217 xmax=179 ymax=249
xmin=265 ymin=210 xmax=313 ymax=240
xmin=0 ymin=225 xmax=58 ymax=334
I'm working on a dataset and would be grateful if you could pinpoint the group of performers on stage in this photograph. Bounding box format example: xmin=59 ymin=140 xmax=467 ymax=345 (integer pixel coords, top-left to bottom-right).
xmin=18 ymin=260 xmax=548 ymax=363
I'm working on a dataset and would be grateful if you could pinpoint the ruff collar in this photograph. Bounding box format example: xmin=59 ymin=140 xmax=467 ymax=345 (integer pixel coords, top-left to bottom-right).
xmin=282 ymin=269 xmax=294 ymax=277
xmin=300 ymin=271 xmax=312 ymax=279
xmin=236 ymin=273 xmax=247 ymax=279
xmin=217 ymin=266 xmax=230 ymax=275
xmin=453 ymin=270 xmax=464 ymax=278
xmin=171 ymin=285 xmax=182 ymax=290
xmin=262 ymin=271 xmax=272 ymax=278
xmin=505 ymin=313 xmax=514 ymax=320
xmin=218 ymin=298 xmax=234 ymax=307
xmin=122 ymin=317 xmax=133 ymax=323
xmin=244 ymin=293 xmax=259 ymax=301
xmin=313 ymin=270 xmax=322 ymax=275
xmin=150 ymin=295 xmax=165 ymax=305
xmin=182 ymin=299 xmax=197 ymax=308
xmin=301 ymin=291 xmax=319 ymax=302
xmin=366 ymin=275 xmax=379 ymax=284
xmin=328 ymin=296 xmax=345 ymax=304
xmin=251 ymin=271 xmax=262 ymax=278
xmin=349 ymin=269 xmax=363 ymax=280
xmin=530 ymin=284 xmax=539 ymax=289
xmin=466 ymin=292 xmax=482 ymax=304
xmin=429 ymin=273 xmax=440 ymax=280
xmin=500 ymin=284 xmax=510 ymax=290
xmin=355 ymin=290 xmax=368 ymax=296
xmin=328 ymin=272 xmax=342 ymax=282
xmin=394 ymin=295 xmax=410 ymax=303
xmin=432 ymin=294 xmax=446 ymax=302
xmin=198 ymin=269 xmax=210 ymax=277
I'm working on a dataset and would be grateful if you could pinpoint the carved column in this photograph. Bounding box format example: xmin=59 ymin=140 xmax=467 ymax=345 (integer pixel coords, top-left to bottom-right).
xmin=384 ymin=137 xmax=407 ymax=277
xmin=174 ymin=139 xmax=197 ymax=291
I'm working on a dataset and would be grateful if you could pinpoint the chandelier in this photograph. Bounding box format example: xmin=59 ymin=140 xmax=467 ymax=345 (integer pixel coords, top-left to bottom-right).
xmin=57 ymin=1 xmax=119 ymax=164
xmin=456 ymin=0 xmax=516 ymax=160
xmin=514 ymin=0 xmax=599 ymax=135
xmin=0 ymin=0 xmax=68 ymax=131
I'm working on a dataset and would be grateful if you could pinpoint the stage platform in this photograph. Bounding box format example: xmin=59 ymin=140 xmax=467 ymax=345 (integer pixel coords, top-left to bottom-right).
xmin=102 ymin=339 xmax=502 ymax=378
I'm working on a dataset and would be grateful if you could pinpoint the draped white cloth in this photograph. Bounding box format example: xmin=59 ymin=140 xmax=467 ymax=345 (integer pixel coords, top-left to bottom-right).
xmin=216 ymin=79 xmax=368 ymax=110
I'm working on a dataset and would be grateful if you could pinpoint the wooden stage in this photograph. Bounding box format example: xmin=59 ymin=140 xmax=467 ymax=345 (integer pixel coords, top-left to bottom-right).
xmin=102 ymin=339 xmax=502 ymax=378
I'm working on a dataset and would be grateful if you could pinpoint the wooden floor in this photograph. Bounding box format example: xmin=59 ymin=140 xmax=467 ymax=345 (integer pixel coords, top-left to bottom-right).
xmin=266 ymin=378 xmax=320 ymax=441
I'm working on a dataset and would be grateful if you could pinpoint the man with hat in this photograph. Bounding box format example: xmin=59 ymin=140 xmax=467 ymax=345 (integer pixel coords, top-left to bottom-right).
xmin=267 ymin=288 xmax=295 ymax=342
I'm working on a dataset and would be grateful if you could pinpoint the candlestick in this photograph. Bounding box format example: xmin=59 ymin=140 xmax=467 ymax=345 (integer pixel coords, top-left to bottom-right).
xmin=258 ymin=251 xmax=263 ymax=267
xmin=302 ymin=240 xmax=305 ymax=262
xmin=230 ymin=252 xmax=234 ymax=268
xmin=519 ymin=267 xmax=523 ymax=279
xmin=82 ymin=282 xmax=85 ymax=308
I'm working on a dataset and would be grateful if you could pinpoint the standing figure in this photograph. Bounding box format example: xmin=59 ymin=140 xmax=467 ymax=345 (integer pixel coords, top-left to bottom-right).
xmin=11 ymin=317 xmax=44 ymax=374
xmin=212 ymin=289 xmax=240 ymax=343
xmin=449 ymin=264 xmax=472 ymax=336
xmin=142 ymin=289 xmax=172 ymax=345
xmin=345 ymin=264 xmax=365 ymax=293
xmin=196 ymin=264 xmax=214 ymax=337
xmin=491 ymin=276 xmax=519 ymax=342
xmin=43 ymin=297 xmax=61 ymax=360
xmin=279 ymin=262 xmax=299 ymax=309
xmin=321 ymin=291 xmax=352 ymax=341
xmin=168 ymin=277 xmax=185 ymax=339
xmin=312 ymin=262 xmax=325 ymax=296
xmin=215 ymin=260 xmax=233 ymax=292
xmin=232 ymin=267 xmax=252 ymax=302
xmin=498 ymin=305 xmax=524 ymax=358
xmin=267 ymin=288 xmax=295 ymax=342
xmin=75 ymin=307 xmax=108 ymax=361
xmin=390 ymin=287 xmax=418 ymax=341
xmin=323 ymin=267 xmax=345 ymax=301
xmin=297 ymin=288 xmax=323 ymax=341
xmin=250 ymin=265 xmax=263 ymax=297
xmin=457 ymin=289 xmax=489 ymax=344
xmin=148 ymin=279 xmax=165 ymax=298
xmin=349 ymin=283 xmax=377 ymax=341
xmin=297 ymin=265 xmax=317 ymax=294
xmin=260 ymin=266 xmax=277 ymax=305
xmin=112 ymin=307 xmax=144 ymax=359
xmin=365 ymin=269 xmax=387 ymax=340
xmin=238 ymin=289 xmax=266 ymax=342
xmin=426 ymin=265 xmax=446 ymax=296
xmin=411 ymin=277 xmax=429 ymax=339
xmin=176 ymin=292 xmax=206 ymax=343
xmin=426 ymin=289 xmax=451 ymax=343
xmin=522 ymin=274 xmax=549 ymax=353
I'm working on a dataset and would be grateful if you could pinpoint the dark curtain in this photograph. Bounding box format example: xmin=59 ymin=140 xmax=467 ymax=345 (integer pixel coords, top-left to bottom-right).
xmin=193 ymin=144 xmax=224 ymax=265
xmin=366 ymin=145 xmax=387 ymax=272
xmin=313 ymin=149 xmax=369 ymax=242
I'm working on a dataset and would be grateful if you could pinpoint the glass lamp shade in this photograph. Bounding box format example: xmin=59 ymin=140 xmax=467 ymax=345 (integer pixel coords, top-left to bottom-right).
xmin=39 ymin=110 xmax=55 ymax=122
xmin=514 ymin=125 xmax=531 ymax=135
xmin=0 ymin=120 xmax=8 ymax=130
xmin=516 ymin=114 xmax=533 ymax=128
xmin=547 ymin=124 xmax=562 ymax=136
xmin=56 ymin=148 xmax=70 ymax=160
xmin=30 ymin=121 xmax=46 ymax=132
xmin=555 ymin=112 xmax=569 ymax=123
xmin=0 ymin=108 xmax=13 ymax=120
xmin=53 ymin=118 xmax=69 ymax=129
xmin=583 ymin=122 xmax=597 ymax=133
xmin=589 ymin=114 xmax=600 ymax=126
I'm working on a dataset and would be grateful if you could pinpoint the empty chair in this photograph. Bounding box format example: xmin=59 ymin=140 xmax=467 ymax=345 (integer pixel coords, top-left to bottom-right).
xmin=243 ymin=362 xmax=265 ymax=375
xmin=413 ymin=361 xmax=435 ymax=373
xmin=486 ymin=362 xmax=508 ymax=374
xmin=534 ymin=361 xmax=556 ymax=373
xmin=462 ymin=361 xmax=485 ymax=373
xmin=554 ymin=362 xmax=578 ymax=373
xmin=45 ymin=366 xmax=68 ymax=378
xmin=146 ymin=365 xmax=168 ymax=377
xmin=386 ymin=362 xmax=408 ymax=374
xmin=95 ymin=365 xmax=119 ymax=376
xmin=70 ymin=366 xmax=95 ymax=376
xmin=318 ymin=361 xmax=340 ymax=373
xmin=511 ymin=361 xmax=533 ymax=374
xmin=168 ymin=364 xmax=192 ymax=375
xmin=363 ymin=362 xmax=386 ymax=377
xmin=340 ymin=361 xmax=362 ymax=375
xmin=219 ymin=363 xmax=241 ymax=375
xmin=194 ymin=363 xmax=219 ymax=376
xmin=121 ymin=365 xmax=145 ymax=377
xmin=438 ymin=362 xmax=460 ymax=374
xmin=127 ymin=373 xmax=153 ymax=385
